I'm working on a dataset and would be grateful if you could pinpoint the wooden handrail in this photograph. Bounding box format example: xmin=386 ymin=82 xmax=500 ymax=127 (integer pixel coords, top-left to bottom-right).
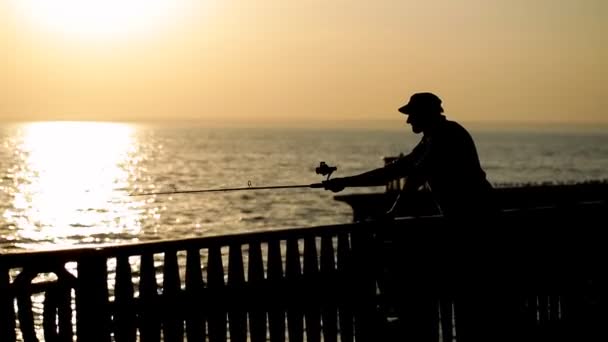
xmin=1 ymin=221 xmax=369 ymax=267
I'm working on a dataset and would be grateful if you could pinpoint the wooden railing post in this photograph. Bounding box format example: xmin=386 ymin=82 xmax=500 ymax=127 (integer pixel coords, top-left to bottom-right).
xmin=114 ymin=255 xmax=136 ymax=342
xmin=228 ymin=244 xmax=246 ymax=342
xmin=163 ymin=250 xmax=184 ymax=342
xmin=76 ymin=254 xmax=111 ymax=342
xmin=303 ymin=236 xmax=321 ymax=342
xmin=57 ymin=277 xmax=73 ymax=342
xmin=350 ymin=228 xmax=379 ymax=342
xmin=247 ymin=242 xmax=267 ymax=342
xmin=0 ymin=266 xmax=16 ymax=342
xmin=42 ymin=273 xmax=73 ymax=342
xmin=11 ymin=270 xmax=38 ymax=342
xmin=185 ymin=248 xmax=206 ymax=342
xmin=140 ymin=253 xmax=160 ymax=342
xmin=320 ymin=235 xmax=338 ymax=342
xmin=42 ymin=286 xmax=57 ymax=342
xmin=286 ymin=238 xmax=304 ymax=342
xmin=207 ymin=246 xmax=226 ymax=342
xmin=439 ymin=300 xmax=454 ymax=342
xmin=16 ymin=287 xmax=37 ymax=342
xmin=267 ymin=240 xmax=285 ymax=342
xmin=337 ymin=232 xmax=353 ymax=342
xmin=380 ymin=221 xmax=439 ymax=342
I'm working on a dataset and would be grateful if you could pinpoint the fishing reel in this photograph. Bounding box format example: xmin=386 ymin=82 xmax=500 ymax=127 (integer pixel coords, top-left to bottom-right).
xmin=315 ymin=161 xmax=337 ymax=180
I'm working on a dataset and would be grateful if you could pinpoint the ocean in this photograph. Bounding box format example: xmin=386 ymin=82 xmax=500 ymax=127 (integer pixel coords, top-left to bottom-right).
xmin=1 ymin=121 xmax=608 ymax=253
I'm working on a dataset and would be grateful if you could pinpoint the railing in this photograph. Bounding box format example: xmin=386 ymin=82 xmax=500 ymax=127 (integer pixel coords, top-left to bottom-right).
xmin=1 ymin=201 xmax=607 ymax=342
xmin=1 ymin=222 xmax=379 ymax=342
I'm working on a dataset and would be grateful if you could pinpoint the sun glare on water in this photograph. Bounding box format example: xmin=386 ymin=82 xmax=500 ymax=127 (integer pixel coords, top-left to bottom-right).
xmin=4 ymin=122 xmax=142 ymax=249
xmin=10 ymin=0 xmax=180 ymax=39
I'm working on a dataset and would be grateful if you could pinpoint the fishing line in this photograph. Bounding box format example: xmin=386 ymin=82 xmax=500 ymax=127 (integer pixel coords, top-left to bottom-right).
xmin=129 ymin=162 xmax=337 ymax=197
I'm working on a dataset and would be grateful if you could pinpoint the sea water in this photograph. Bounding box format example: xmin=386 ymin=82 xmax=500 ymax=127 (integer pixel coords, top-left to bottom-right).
xmin=1 ymin=121 xmax=607 ymax=252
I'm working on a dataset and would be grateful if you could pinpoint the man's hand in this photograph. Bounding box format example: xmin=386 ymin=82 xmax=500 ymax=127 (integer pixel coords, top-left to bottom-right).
xmin=323 ymin=178 xmax=346 ymax=192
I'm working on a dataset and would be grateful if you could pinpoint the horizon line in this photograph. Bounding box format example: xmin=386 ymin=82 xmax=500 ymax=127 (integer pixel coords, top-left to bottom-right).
xmin=1 ymin=118 xmax=608 ymax=130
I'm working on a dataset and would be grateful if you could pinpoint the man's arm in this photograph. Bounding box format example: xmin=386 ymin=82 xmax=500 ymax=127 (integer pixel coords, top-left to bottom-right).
xmin=331 ymin=166 xmax=391 ymax=188
xmin=323 ymin=151 xmax=419 ymax=192
xmin=400 ymin=137 xmax=433 ymax=192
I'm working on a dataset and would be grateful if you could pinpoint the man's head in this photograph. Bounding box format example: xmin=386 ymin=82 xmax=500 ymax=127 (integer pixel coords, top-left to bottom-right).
xmin=398 ymin=92 xmax=444 ymax=134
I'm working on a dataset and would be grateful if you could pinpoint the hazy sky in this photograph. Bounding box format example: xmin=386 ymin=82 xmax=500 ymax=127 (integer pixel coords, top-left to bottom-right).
xmin=1 ymin=0 xmax=606 ymax=125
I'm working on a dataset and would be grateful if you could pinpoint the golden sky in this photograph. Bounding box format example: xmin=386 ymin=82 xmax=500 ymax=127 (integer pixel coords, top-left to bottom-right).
xmin=1 ymin=0 xmax=606 ymax=125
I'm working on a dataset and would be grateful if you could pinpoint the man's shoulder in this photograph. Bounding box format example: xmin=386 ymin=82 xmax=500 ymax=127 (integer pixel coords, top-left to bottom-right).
xmin=443 ymin=118 xmax=464 ymax=129
xmin=440 ymin=119 xmax=470 ymax=136
xmin=435 ymin=119 xmax=477 ymax=149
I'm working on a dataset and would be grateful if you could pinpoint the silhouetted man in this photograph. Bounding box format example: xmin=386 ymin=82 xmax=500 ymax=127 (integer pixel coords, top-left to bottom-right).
xmin=325 ymin=92 xmax=506 ymax=341
xmin=323 ymin=92 xmax=496 ymax=218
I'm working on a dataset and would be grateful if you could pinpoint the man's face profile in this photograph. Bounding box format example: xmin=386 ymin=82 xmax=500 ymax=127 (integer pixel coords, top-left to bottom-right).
xmin=405 ymin=112 xmax=424 ymax=134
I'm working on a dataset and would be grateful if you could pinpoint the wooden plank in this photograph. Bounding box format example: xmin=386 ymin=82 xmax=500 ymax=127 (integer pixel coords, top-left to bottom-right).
xmin=549 ymin=296 xmax=560 ymax=321
xmin=16 ymin=288 xmax=38 ymax=342
xmin=76 ymin=255 xmax=110 ymax=342
xmin=267 ymin=239 xmax=285 ymax=342
xmin=114 ymin=256 xmax=136 ymax=342
xmin=162 ymin=251 xmax=184 ymax=342
xmin=511 ymin=295 xmax=537 ymax=341
xmin=337 ymin=233 xmax=353 ymax=342
xmin=56 ymin=281 xmax=72 ymax=342
xmin=439 ymin=300 xmax=454 ymax=342
xmin=42 ymin=278 xmax=72 ymax=342
xmin=286 ymin=238 xmax=303 ymax=342
xmin=228 ymin=245 xmax=247 ymax=342
xmin=139 ymin=253 xmax=160 ymax=342
xmin=185 ymin=248 xmax=206 ymax=342
xmin=0 ymin=266 xmax=16 ymax=342
xmin=207 ymin=246 xmax=227 ymax=342
xmin=538 ymin=295 xmax=549 ymax=323
xmin=350 ymin=230 xmax=379 ymax=342
xmin=303 ymin=236 xmax=321 ymax=342
xmin=528 ymin=296 xmax=539 ymax=324
xmin=13 ymin=270 xmax=37 ymax=342
xmin=320 ymin=235 xmax=337 ymax=342
xmin=43 ymin=285 xmax=59 ymax=341
xmin=247 ymin=242 xmax=267 ymax=342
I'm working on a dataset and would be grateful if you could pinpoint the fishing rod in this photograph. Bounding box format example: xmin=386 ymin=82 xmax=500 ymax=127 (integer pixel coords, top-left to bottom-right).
xmin=130 ymin=183 xmax=322 ymax=196
xmin=129 ymin=162 xmax=337 ymax=197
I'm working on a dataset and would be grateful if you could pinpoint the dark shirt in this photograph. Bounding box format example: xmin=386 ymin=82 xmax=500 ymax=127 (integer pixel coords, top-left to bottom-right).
xmin=390 ymin=116 xmax=495 ymax=217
